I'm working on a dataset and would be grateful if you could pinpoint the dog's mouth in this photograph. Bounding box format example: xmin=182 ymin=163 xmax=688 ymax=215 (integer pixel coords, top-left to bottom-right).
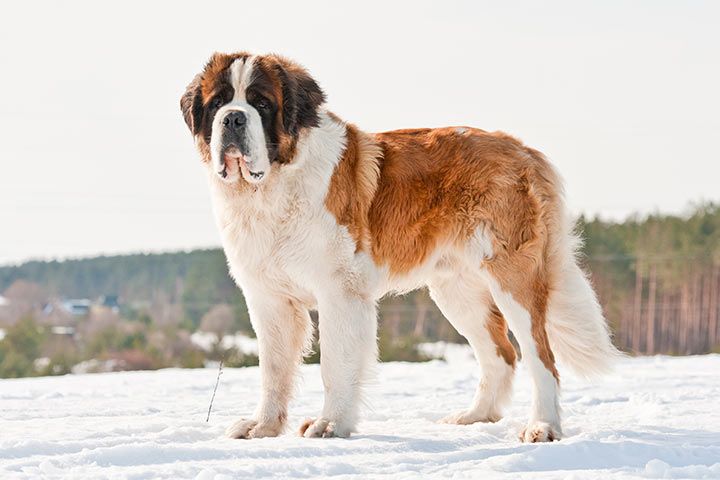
xmin=219 ymin=146 xmax=265 ymax=183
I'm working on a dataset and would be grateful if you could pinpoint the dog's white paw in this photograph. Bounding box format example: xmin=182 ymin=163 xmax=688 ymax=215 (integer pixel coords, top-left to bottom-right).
xmin=439 ymin=408 xmax=501 ymax=425
xmin=298 ymin=417 xmax=352 ymax=438
xmin=225 ymin=418 xmax=282 ymax=439
xmin=519 ymin=421 xmax=561 ymax=443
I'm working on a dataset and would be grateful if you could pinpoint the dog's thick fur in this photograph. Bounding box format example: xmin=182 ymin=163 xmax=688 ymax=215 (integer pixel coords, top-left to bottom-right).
xmin=181 ymin=52 xmax=620 ymax=442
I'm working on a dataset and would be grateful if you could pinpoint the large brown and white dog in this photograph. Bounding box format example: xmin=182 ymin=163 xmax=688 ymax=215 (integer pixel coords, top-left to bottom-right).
xmin=181 ymin=52 xmax=620 ymax=442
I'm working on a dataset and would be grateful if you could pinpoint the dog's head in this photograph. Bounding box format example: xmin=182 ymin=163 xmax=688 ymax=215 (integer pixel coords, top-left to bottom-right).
xmin=181 ymin=53 xmax=325 ymax=184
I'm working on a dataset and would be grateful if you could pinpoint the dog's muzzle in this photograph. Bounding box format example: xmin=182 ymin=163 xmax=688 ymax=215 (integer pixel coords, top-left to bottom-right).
xmin=216 ymin=110 xmax=266 ymax=183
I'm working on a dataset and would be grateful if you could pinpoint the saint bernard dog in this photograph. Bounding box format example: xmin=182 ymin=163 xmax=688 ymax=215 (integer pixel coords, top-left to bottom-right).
xmin=180 ymin=52 xmax=620 ymax=442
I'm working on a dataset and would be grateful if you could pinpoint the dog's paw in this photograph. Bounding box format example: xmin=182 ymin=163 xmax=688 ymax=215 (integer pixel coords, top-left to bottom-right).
xmin=226 ymin=418 xmax=257 ymax=439
xmin=519 ymin=421 xmax=561 ymax=443
xmin=298 ymin=417 xmax=351 ymax=438
xmin=439 ymin=409 xmax=501 ymax=425
xmin=225 ymin=418 xmax=282 ymax=439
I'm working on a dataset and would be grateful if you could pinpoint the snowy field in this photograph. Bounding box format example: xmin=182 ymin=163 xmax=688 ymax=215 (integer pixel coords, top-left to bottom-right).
xmin=1 ymin=347 xmax=719 ymax=479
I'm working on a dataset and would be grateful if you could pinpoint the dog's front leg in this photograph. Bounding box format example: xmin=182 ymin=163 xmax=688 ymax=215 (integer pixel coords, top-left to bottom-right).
xmin=226 ymin=294 xmax=311 ymax=439
xmin=301 ymin=292 xmax=377 ymax=438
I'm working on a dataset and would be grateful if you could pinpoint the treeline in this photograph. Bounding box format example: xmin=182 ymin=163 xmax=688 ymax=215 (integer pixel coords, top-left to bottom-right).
xmin=0 ymin=250 xmax=251 ymax=332
xmin=0 ymin=249 xmax=236 ymax=302
xmin=581 ymin=203 xmax=720 ymax=354
xmin=2 ymin=203 xmax=719 ymax=355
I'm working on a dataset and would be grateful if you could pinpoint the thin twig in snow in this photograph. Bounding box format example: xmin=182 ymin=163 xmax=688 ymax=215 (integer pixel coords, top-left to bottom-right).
xmin=206 ymin=359 xmax=223 ymax=422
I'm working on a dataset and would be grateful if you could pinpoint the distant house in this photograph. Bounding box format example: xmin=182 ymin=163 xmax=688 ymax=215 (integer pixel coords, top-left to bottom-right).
xmin=0 ymin=295 xmax=8 ymax=306
xmin=62 ymin=299 xmax=92 ymax=316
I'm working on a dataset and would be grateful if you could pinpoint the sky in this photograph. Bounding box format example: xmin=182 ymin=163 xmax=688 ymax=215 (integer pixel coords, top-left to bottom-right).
xmin=0 ymin=1 xmax=718 ymax=265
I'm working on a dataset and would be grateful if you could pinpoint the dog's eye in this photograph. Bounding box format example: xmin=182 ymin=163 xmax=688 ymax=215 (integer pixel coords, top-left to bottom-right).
xmin=211 ymin=97 xmax=224 ymax=109
xmin=255 ymin=98 xmax=270 ymax=111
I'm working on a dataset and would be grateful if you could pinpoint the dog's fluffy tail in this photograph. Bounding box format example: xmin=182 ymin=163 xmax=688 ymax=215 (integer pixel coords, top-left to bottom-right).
xmin=545 ymin=215 xmax=625 ymax=379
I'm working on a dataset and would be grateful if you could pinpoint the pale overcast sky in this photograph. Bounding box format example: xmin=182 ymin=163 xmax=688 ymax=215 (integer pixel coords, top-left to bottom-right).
xmin=1 ymin=1 xmax=718 ymax=265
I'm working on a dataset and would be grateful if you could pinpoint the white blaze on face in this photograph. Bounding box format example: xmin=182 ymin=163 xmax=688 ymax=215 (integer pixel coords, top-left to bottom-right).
xmin=209 ymin=56 xmax=271 ymax=185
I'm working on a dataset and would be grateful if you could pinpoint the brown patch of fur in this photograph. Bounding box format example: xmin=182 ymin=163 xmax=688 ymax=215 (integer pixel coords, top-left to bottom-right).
xmin=199 ymin=52 xmax=250 ymax=102
xmin=486 ymin=302 xmax=518 ymax=367
xmin=325 ymin=123 xmax=381 ymax=252
xmin=366 ymin=127 xmax=555 ymax=273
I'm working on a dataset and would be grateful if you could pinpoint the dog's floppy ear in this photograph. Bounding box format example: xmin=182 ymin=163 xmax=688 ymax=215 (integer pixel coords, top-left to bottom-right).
xmin=275 ymin=63 xmax=326 ymax=136
xmin=180 ymin=74 xmax=204 ymax=135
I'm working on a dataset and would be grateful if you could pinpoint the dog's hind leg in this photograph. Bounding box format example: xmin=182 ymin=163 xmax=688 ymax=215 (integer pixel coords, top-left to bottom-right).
xmin=429 ymin=271 xmax=517 ymax=425
xmin=484 ymin=259 xmax=562 ymax=442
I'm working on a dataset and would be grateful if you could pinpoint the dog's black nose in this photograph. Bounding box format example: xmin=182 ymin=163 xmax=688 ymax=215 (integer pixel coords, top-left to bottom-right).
xmin=223 ymin=111 xmax=247 ymax=129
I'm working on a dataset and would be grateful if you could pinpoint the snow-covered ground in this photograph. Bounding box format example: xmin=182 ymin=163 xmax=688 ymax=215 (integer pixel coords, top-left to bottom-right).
xmin=1 ymin=348 xmax=719 ymax=479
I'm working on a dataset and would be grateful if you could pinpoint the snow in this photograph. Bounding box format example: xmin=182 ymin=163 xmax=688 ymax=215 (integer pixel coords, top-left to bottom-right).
xmin=1 ymin=350 xmax=719 ymax=479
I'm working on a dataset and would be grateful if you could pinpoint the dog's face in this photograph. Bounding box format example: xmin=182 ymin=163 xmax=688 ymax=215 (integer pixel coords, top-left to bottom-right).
xmin=181 ymin=53 xmax=325 ymax=185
